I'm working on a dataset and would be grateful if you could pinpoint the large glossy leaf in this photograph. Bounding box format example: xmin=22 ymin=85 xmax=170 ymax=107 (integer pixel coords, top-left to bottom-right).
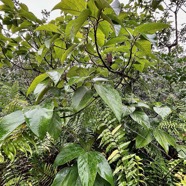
xmin=34 ymin=79 xmax=50 ymax=103
xmin=78 ymin=151 xmax=98 ymax=186
xmin=0 ymin=111 xmax=25 ymax=141
xmin=27 ymin=73 xmax=48 ymax=96
xmin=153 ymin=106 xmax=172 ymax=119
xmin=130 ymin=111 xmax=150 ymax=128
xmin=48 ymin=112 xmax=62 ymax=140
xmin=94 ymin=84 xmax=123 ymax=121
xmin=72 ymin=86 xmax=94 ymax=112
xmin=51 ymin=168 xmax=70 ymax=186
xmin=134 ymin=23 xmax=169 ymax=34
xmin=94 ymin=175 xmax=111 ymax=186
xmin=136 ymin=129 xmax=153 ymax=148
xmin=35 ymin=24 xmax=61 ymax=34
xmin=23 ymin=102 xmax=54 ymax=139
xmin=95 ymin=152 xmax=114 ymax=186
xmin=54 ymin=143 xmax=85 ymax=166
xmin=153 ymin=128 xmax=176 ymax=153
xmin=176 ymin=145 xmax=186 ymax=159
xmin=123 ymin=105 xmax=135 ymax=117
xmin=47 ymin=69 xmax=64 ymax=86
xmin=51 ymin=166 xmax=81 ymax=186
xmin=52 ymin=0 xmax=87 ymax=16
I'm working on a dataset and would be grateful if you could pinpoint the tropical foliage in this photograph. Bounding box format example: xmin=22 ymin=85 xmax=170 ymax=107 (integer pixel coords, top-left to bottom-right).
xmin=0 ymin=0 xmax=186 ymax=185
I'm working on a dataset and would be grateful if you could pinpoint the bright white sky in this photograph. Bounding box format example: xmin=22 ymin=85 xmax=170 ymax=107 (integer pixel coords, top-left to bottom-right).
xmin=19 ymin=0 xmax=185 ymax=27
xmin=19 ymin=0 xmax=61 ymax=20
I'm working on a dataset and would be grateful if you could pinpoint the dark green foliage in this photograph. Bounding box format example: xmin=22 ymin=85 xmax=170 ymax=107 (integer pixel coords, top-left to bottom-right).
xmin=0 ymin=0 xmax=186 ymax=185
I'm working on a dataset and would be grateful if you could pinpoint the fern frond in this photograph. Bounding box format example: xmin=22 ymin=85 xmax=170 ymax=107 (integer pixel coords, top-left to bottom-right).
xmin=98 ymin=120 xmax=144 ymax=185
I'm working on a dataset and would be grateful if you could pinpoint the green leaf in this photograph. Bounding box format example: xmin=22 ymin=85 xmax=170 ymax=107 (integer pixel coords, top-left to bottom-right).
xmin=78 ymin=151 xmax=98 ymax=186
xmin=61 ymin=44 xmax=76 ymax=64
xmin=51 ymin=168 xmax=70 ymax=186
xmin=153 ymin=128 xmax=176 ymax=153
xmin=99 ymin=21 xmax=112 ymax=38
xmin=176 ymin=145 xmax=186 ymax=159
xmin=0 ymin=111 xmax=25 ymax=141
xmin=69 ymin=9 xmax=90 ymax=40
xmin=95 ymin=152 xmax=114 ymax=186
xmin=12 ymin=20 xmax=33 ymax=33
xmin=95 ymin=0 xmax=110 ymax=10
xmin=152 ymin=0 xmax=163 ymax=10
xmin=136 ymin=129 xmax=153 ymax=148
xmin=130 ymin=111 xmax=150 ymax=128
xmin=88 ymin=0 xmax=99 ymax=18
xmin=34 ymin=79 xmax=50 ymax=103
xmin=136 ymin=102 xmax=150 ymax=109
xmin=100 ymin=13 xmax=115 ymax=32
xmin=35 ymin=24 xmax=61 ymax=34
xmin=54 ymin=143 xmax=85 ymax=166
xmin=27 ymin=73 xmax=48 ymax=96
xmin=123 ymin=105 xmax=135 ymax=117
xmin=134 ymin=23 xmax=169 ymax=34
xmin=47 ymin=69 xmax=64 ymax=86
xmin=19 ymin=3 xmax=29 ymax=11
xmin=133 ymin=61 xmax=145 ymax=72
xmin=142 ymin=33 xmax=157 ymax=43
xmin=94 ymin=175 xmax=110 ymax=186
xmin=97 ymin=28 xmax=105 ymax=47
xmin=94 ymin=84 xmax=123 ymax=121
xmin=18 ymin=8 xmax=41 ymax=23
xmin=72 ymin=86 xmax=94 ymax=112
xmin=54 ymin=39 xmax=66 ymax=58
xmin=52 ymin=0 xmax=87 ymax=16
xmin=48 ymin=112 xmax=62 ymax=140
xmin=135 ymin=39 xmax=152 ymax=55
xmin=153 ymin=106 xmax=172 ymax=119
xmin=23 ymin=102 xmax=54 ymax=139
xmin=104 ymin=36 xmax=128 ymax=46
xmin=68 ymin=76 xmax=89 ymax=86
xmin=51 ymin=166 xmax=81 ymax=186
xmin=1 ymin=0 xmax=14 ymax=8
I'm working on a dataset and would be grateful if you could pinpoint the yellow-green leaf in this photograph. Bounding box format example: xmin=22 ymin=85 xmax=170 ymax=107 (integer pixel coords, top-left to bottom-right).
xmin=27 ymin=73 xmax=48 ymax=96
xmin=35 ymin=24 xmax=61 ymax=34
xmin=52 ymin=0 xmax=87 ymax=16
xmin=61 ymin=44 xmax=76 ymax=64
xmin=134 ymin=23 xmax=169 ymax=35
